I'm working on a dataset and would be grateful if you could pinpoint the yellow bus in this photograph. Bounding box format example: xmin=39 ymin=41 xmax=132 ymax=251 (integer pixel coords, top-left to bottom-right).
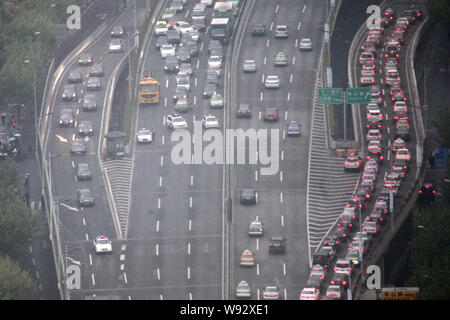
xmin=138 ymin=72 xmax=159 ymax=105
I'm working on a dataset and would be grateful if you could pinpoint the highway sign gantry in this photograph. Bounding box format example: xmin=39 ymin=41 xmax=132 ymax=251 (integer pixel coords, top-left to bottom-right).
xmin=346 ymin=87 xmax=371 ymax=104
xmin=317 ymin=88 xmax=343 ymax=104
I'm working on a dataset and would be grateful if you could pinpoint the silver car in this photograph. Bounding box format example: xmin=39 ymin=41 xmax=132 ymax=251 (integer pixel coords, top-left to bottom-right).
xmin=299 ymin=38 xmax=312 ymax=50
xmin=108 ymin=39 xmax=123 ymax=53
xmin=262 ymin=286 xmax=280 ymax=300
xmin=264 ymin=75 xmax=280 ymax=88
xmin=242 ymin=59 xmax=256 ymax=72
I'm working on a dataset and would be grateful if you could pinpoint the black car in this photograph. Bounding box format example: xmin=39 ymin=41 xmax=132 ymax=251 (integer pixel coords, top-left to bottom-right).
xmin=251 ymin=24 xmax=266 ymax=36
xmin=111 ymin=25 xmax=126 ymax=37
xmin=323 ymin=235 xmax=342 ymax=251
xmin=78 ymin=120 xmax=94 ymax=136
xmin=192 ymin=17 xmax=206 ymax=32
xmin=83 ymin=94 xmax=98 ymax=112
xmin=71 ymin=139 xmax=87 ymax=156
xmin=312 ymin=249 xmax=331 ymax=269
xmin=167 ymin=30 xmax=181 ymax=44
xmin=210 ymin=47 xmax=224 ymax=59
xmin=62 ymin=85 xmax=77 ymax=101
xmin=164 ymin=56 xmax=179 ymax=73
xmin=236 ymin=104 xmax=252 ymax=118
xmin=240 ymin=189 xmax=256 ymax=204
xmin=173 ymin=85 xmax=188 ymax=102
xmin=185 ymin=41 xmax=199 ymax=57
xmin=155 ymin=36 xmax=168 ymax=50
xmin=263 ymin=108 xmax=279 ymax=121
xmin=395 ymin=127 xmax=410 ymax=141
xmin=269 ymin=237 xmax=286 ymax=254
xmin=174 ymin=97 xmax=191 ymax=113
xmin=337 ymin=216 xmax=354 ymax=231
xmin=76 ymin=163 xmax=92 ymax=180
xmin=59 ymin=108 xmax=74 ymax=127
xmin=306 ymin=276 xmax=322 ymax=290
xmin=418 ymin=182 xmax=436 ymax=203
xmin=176 ymin=46 xmax=191 ymax=62
xmin=77 ymin=188 xmax=95 ymax=207
xmin=330 ymin=273 xmax=349 ymax=289
xmin=68 ymin=70 xmax=82 ymax=83
xmin=89 ymin=63 xmax=104 ymax=77
xmin=86 ymin=77 xmax=102 ymax=91
xmin=334 ymin=226 xmax=351 ymax=243
xmin=203 ymin=83 xmax=217 ymax=98
xmin=78 ymin=53 xmax=93 ymax=66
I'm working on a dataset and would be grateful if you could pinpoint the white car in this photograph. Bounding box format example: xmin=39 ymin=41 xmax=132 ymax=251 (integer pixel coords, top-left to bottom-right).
xmin=208 ymin=56 xmax=222 ymax=68
xmin=108 ymin=39 xmax=123 ymax=53
xmin=166 ymin=113 xmax=188 ymax=130
xmin=395 ymin=148 xmax=411 ymax=161
xmin=160 ymin=44 xmax=175 ymax=58
xmin=174 ymin=21 xmax=194 ymax=34
xmin=334 ymin=259 xmax=352 ymax=275
xmin=176 ymin=77 xmax=191 ymax=91
xmin=202 ymin=114 xmax=220 ymax=129
xmin=299 ymin=287 xmax=319 ymax=300
xmin=368 ymin=140 xmax=382 ymax=153
xmin=94 ymin=235 xmax=112 ymax=253
xmin=392 ymin=138 xmax=406 ymax=151
xmin=193 ymin=3 xmax=206 ymax=12
xmin=299 ymin=38 xmax=312 ymax=50
xmin=265 ymin=75 xmax=280 ymax=88
xmin=367 ymin=108 xmax=383 ymax=121
xmin=154 ymin=21 xmax=168 ymax=36
xmin=201 ymin=0 xmax=213 ymax=7
xmin=242 ymin=59 xmax=257 ymax=72
xmin=136 ymin=128 xmax=154 ymax=143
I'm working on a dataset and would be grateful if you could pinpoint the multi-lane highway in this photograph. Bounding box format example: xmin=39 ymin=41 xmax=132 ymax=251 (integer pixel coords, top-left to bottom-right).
xmin=231 ymin=0 xmax=327 ymax=300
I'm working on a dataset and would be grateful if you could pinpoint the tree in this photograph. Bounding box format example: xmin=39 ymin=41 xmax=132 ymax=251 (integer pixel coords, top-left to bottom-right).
xmin=407 ymin=205 xmax=450 ymax=299
xmin=0 ymin=158 xmax=18 ymax=189
xmin=0 ymin=255 xmax=38 ymax=300
xmin=432 ymin=106 xmax=450 ymax=149
xmin=427 ymin=0 xmax=450 ymax=25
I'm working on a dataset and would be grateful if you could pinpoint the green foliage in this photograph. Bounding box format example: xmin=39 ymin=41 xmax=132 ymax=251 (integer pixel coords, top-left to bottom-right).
xmin=432 ymin=106 xmax=450 ymax=149
xmin=0 ymin=161 xmax=35 ymax=256
xmin=427 ymin=0 xmax=450 ymax=25
xmin=407 ymin=206 xmax=450 ymax=299
xmin=0 ymin=255 xmax=38 ymax=300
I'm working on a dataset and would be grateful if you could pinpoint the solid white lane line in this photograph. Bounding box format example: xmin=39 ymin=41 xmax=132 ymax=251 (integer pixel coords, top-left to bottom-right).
xmin=284 ymin=288 xmax=288 ymax=300
xmin=295 ymin=39 xmax=298 ymax=48
xmin=287 ymin=92 xmax=291 ymax=102
xmin=120 ymin=254 xmax=125 ymax=261
xmin=285 ymin=111 xmax=288 ymax=120
xmin=260 ymin=92 xmax=263 ymax=101
xmin=257 ymin=289 xmax=260 ymax=300
xmin=164 ymin=97 xmax=167 ymax=107
xmin=261 ymin=74 xmax=265 ymax=83
xmin=166 ymin=78 xmax=169 ymax=88
xmin=189 ymin=292 xmax=193 ymax=300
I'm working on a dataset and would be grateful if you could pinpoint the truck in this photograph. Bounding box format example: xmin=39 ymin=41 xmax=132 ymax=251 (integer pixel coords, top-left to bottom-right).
xmin=213 ymin=1 xmax=233 ymax=18
xmin=138 ymin=72 xmax=160 ymax=105
xmin=210 ymin=18 xmax=231 ymax=44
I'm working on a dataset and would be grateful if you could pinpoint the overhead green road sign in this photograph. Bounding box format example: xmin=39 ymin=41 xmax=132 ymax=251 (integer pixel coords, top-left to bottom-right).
xmin=347 ymin=88 xmax=371 ymax=104
xmin=317 ymin=88 xmax=342 ymax=104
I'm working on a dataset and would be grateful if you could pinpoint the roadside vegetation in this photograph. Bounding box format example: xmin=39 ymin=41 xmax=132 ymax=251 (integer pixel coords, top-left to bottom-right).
xmin=426 ymin=0 xmax=450 ymax=25
xmin=406 ymin=105 xmax=450 ymax=299
xmin=0 ymin=159 xmax=37 ymax=299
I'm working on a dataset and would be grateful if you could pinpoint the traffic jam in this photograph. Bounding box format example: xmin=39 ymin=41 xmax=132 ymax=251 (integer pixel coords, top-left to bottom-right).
xmin=301 ymin=7 xmax=424 ymax=300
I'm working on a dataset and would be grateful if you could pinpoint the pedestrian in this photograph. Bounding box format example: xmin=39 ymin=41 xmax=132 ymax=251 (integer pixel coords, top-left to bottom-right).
xmin=25 ymin=192 xmax=30 ymax=207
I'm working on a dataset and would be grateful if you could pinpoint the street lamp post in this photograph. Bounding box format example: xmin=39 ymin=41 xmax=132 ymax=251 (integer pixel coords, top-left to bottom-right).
xmin=23 ymin=60 xmax=38 ymax=156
